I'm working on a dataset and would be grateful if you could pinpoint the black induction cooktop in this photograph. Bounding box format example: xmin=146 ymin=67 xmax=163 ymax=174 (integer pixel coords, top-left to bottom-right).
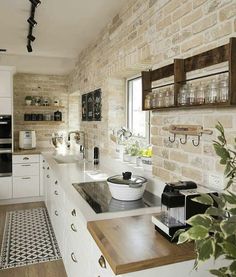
xmin=73 ymin=181 xmax=161 ymax=214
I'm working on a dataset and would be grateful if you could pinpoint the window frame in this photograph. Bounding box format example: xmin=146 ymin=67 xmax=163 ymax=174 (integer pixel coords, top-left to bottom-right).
xmin=126 ymin=76 xmax=150 ymax=143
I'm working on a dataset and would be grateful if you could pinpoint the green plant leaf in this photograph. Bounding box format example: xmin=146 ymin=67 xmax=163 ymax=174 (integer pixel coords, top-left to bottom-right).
xmin=187 ymin=226 xmax=209 ymax=240
xmin=221 ymin=242 xmax=236 ymax=258
xmin=187 ymin=214 xmax=212 ymax=228
xmin=210 ymin=268 xmax=227 ymax=277
xmin=177 ymin=231 xmax=189 ymax=244
xmin=224 ymin=162 xmax=232 ymax=175
xmin=211 ymin=193 xmax=226 ymax=209
xmin=230 ymin=261 xmax=236 ymax=274
xmin=206 ymin=206 xmax=226 ymax=217
xmin=197 ymin=237 xmax=215 ymax=262
xmin=192 ymin=194 xmax=214 ymax=206
xmin=173 ymin=228 xmax=185 ymax=242
xmin=229 ymin=208 xmax=236 ymax=215
xmin=220 ymin=219 xmax=236 ymax=238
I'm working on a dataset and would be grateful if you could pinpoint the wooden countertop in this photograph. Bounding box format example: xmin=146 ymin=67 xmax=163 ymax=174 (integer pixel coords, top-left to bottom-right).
xmin=87 ymin=214 xmax=195 ymax=275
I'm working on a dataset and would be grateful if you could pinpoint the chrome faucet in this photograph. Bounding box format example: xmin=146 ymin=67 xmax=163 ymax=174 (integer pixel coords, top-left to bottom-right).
xmin=67 ymin=131 xmax=86 ymax=159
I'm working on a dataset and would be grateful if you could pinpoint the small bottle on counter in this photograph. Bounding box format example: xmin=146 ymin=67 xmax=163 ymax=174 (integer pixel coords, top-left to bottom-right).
xmin=94 ymin=146 xmax=99 ymax=165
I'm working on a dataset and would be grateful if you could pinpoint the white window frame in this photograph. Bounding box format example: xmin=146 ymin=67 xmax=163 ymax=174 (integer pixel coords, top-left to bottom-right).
xmin=126 ymin=76 xmax=150 ymax=143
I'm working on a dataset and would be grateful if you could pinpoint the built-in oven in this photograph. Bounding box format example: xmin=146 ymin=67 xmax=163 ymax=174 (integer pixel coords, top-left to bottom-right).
xmin=0 ymin=115 xmax=12 ymax=176
xmin=0 ymin=144 xmax=12 ymax=177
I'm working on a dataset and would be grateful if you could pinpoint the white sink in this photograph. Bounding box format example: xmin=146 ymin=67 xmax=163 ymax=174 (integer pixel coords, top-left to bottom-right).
xmin=53 ymin=154 xmax=80 ymax=164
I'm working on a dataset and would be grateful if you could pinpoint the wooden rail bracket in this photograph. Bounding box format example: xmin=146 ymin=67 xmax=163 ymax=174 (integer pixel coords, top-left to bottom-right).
xmin=163 ymin=125 xmax=213 ymax=147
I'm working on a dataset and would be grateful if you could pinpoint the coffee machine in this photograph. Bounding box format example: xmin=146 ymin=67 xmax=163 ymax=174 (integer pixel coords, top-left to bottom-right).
xmin=152 ymin=181 xmax=215 ymax=241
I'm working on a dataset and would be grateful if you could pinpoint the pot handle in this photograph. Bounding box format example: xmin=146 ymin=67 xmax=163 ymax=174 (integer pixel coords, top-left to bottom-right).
xmin=122 ymin=171 xmax=132 ymax=180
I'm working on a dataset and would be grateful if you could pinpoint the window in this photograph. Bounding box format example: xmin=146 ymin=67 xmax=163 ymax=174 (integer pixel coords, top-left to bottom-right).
xmin=127 ymin=77 xmax=150 ymax=142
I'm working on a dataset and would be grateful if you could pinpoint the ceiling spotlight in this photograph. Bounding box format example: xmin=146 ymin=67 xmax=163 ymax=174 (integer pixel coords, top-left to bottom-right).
xmin=27 ymin=44 xmax=32 ymax=53
xmin=27 ymin=34 xmax=35 ymax=42
xmin=30 ymin=0 xmax=41 ymax=7
xmin=27 ymin=17 xmax=37 ymax=27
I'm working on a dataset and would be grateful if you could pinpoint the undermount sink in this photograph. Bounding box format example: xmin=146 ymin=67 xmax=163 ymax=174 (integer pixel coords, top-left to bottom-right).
xmin=53 ymin=154 xmax=80 ymax=164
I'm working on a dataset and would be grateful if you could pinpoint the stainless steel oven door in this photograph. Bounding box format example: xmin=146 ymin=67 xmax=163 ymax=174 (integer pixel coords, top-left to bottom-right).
xmin=0 ymin=149 xmax=12 ymax=177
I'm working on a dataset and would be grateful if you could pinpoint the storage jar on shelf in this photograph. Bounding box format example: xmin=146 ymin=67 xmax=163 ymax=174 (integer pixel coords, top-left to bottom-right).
xmin=219 ymin=75 xmax=229 ymax=103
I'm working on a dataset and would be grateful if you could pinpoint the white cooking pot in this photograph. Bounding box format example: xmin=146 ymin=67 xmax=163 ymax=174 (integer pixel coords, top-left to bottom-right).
xmin=107 ymin=172 xmax=147 ymax=201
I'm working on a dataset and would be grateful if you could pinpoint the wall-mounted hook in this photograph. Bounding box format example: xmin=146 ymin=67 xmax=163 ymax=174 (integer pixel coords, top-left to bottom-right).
xmin=192 ymin=135 xmax=201 ymax=147
xmin=180 ymin=135 xmax=187 ymax=144
xmin=168 ymin=133 xmax=176 ymax=143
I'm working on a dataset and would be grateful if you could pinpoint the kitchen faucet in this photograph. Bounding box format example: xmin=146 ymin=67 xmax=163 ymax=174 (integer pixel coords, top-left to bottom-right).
xmin=67 ymin=131 xmax=86 ymax=159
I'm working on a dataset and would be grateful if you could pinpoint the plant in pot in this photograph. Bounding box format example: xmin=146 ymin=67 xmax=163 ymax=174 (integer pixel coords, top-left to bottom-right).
xmin=177 ymin=122 xmax=236 ymax=277
xmin=140 ymin=145 xmax=152 ymax=170
xmin=127 ymin=141 xmax=140 ymax=164
xmin=25 ymin=95 xmax=32 ymax=106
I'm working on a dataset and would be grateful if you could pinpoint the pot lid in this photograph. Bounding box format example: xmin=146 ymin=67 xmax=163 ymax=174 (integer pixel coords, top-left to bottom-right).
xmin=107 ymin=172 xmax=147 ymax=187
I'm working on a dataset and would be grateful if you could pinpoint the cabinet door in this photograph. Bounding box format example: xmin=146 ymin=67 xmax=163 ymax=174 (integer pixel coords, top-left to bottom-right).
xmin=0 ymin=176 xmax=12 ymax=199
xmin=0 ymin=98 xmax=11 ymax=114
xmin=0 ymin=71 xmax=11 ymax=97
xmin=39 ymin=155 xmax=44 ymax=196
xmin=13 ymin=163 xmax=39 ymax=176
xmin=13 ymin=176 xmax=39 ymax=198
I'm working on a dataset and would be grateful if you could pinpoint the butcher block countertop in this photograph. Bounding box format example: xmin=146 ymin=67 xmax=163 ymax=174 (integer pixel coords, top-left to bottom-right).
xmin=87 ymin=214 xmax=196 ymax=275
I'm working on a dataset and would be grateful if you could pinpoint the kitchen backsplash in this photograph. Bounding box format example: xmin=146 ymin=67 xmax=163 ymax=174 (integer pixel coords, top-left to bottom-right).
xmin=67 ymin=0 xmax=236 ymax=188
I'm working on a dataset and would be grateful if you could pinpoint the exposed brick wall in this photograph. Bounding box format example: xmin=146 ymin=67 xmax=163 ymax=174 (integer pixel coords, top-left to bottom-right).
xmin=14 ymin=73 xmax=69 ymax=148
xmin=68 ymin=0 xmax=236 ymax=186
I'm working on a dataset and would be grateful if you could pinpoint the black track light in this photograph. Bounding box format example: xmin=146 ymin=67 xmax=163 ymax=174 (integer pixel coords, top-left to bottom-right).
xmin=27 ymin=17 xmax=37 ymax=27
xmin=27 ymin=34 xmax=35 ymax=42
xmin=27 ymin=44 xmax=32 ymax=53
xmin=29 ymin=0 xmax=41 ymax=7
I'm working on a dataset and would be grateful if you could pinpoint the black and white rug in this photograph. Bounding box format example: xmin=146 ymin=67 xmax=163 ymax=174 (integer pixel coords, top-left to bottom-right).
xmin=0 ymin=207 xmax=61 ymax=269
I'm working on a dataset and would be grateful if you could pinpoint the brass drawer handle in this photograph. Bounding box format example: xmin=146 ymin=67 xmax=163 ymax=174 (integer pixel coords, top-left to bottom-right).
xmin=54 ymin=190 xmax=59 ymax=195
xmin=21 ymin=164 xmax=31 ymax=167
xmin=54 ymin=210 xmax=58 ymax=216
xmin=23 ymin=157 xmax=29 ymax=160
xmin=71 ymin=223 xmax=77 ymax=232
xmin=71 ymin=209 xmax=76 ymax=216
xmin=98 ymin=255 xmax=106 ymax=269
xmin=71 ymin=252 xmax=78 ymax=263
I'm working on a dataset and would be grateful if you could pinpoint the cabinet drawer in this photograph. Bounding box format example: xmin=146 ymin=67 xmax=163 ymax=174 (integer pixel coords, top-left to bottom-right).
xmin=0 ymin=177 xmax=12 ymax=200
xmin=13 ymin=154 xmax=40 ymax=164
xmin=13 ymin=163 xmax=39 ymax=176
xmin=13 ymin=176 xmax=39 ymax=198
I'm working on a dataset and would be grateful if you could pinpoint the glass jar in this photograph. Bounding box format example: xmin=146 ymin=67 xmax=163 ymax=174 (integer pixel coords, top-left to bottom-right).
xmin=178 ymin=84 xmax=187 ymax=105
xmin=151 ymin=92 xmax=157 ymax=108
xmin=219 ymin=75 xmax=228 ymax=103
xmin=163 ymin=89 xmax=169 ymax=107
xmin=189 ymin=84 xmax=195 ymax=105
xmin=206 ymin=79 xmax=219 ymax=104
xmin=144 ymin=93 xmax=151 ymax=109
xmin=169 ymin=87 xmax=174 ymax=106
xmin=195 ymin=82 xmax=205 ymax=104
xmin=157 ymin=91 xmax=164 ymax=107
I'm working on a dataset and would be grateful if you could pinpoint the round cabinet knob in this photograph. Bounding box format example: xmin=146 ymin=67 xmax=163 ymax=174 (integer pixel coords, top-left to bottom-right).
xmin=71 ymin=252 xmax=78 ymax=263
xmin=71 ymin=223 xmax=77 ymax=232
xmin=43 ymin=160 xmax=45 ymax=163
xmin=71 ymin=209 xmax=76 ymax=216
xmin=47 ymin=167 xmax=50 ymax=170
xmin=98 ymin=255 xmax=106 ymax=269
xmin=55 ymin=180 xmax=58 ymax=185
xmin=54 ymin=190 xmax=59 ymax=195
xmin=54 ymin=210 xmax=58 ymax=216
xmin=43 ymin=167 xmax=45 ymax=169
xmin=47 ymin=175 xmax=50 ymax=178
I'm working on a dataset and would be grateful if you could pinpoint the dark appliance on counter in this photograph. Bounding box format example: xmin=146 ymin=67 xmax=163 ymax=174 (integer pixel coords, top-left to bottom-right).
xmin=152 ymin=181 xmax=216 ymax=241
xmin=0 ymin=115 xmax=12 ymax=177
xmin=73 ymin=181 xmax=161 ymax=214
xmin=54 ymin=110 xmax=62 ymax=121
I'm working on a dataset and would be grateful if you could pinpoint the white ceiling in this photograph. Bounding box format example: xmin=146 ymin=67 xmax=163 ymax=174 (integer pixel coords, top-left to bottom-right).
xmin=0 ymin=0 xmax=127 ymax=74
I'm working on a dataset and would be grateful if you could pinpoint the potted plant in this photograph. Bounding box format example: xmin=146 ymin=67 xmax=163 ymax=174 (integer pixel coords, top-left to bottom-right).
xmin=177 ymin=122 xmax=236 ymax=277
xmin=126 ymin=141 xmax=140 ymax=164
xmin=25 ymin=95 xmax=32 ymax=106
xmin=140 ymin=145 xmax=152 ymax=171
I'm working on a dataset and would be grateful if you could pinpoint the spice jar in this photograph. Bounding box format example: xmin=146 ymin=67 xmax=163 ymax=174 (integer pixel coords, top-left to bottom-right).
xmin=189 ymin=84 xmax=195 ymax=105
xmin=157 ymin=91 xmax=164 ymax=107
xmin=164 ymin=89 xmax=170 ymax=107
xmin=151 ymin=91 xmax=157 ymax=109
xmin=206 ymin=79 xmax=219 ymax=104
xmin=195 ymin=82 xmax=205 ymax=104
xmin=219 ymin=75 xmax=228 ymax=103
xmin=169 ymin=87 xmax=174 ymax=106
xmin=178 ymin=85 xmax=187 ymax=105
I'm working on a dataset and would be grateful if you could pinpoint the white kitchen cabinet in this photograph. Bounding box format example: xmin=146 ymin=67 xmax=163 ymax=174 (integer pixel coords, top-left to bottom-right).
xmin=39 ymin=155 xmax=44 ymax=196
xmin=12 ymin=154 xmax=40 ymax=199
xmin=13 ymin=176 xmax=39 ymax=198
xmin=0 ymin=98 xmax=12 ymax=114
xmin=0 ymin=176 xmax=12 ymax=199
xmin=0 ymin=70 xmax=12 ymax=97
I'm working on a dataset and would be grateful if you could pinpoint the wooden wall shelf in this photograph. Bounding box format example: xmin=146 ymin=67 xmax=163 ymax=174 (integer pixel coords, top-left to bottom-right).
xmin=141 ymin=37 xmax=236 ymax=111
xmin=24 ymin=105 xmax=65 ymax=110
